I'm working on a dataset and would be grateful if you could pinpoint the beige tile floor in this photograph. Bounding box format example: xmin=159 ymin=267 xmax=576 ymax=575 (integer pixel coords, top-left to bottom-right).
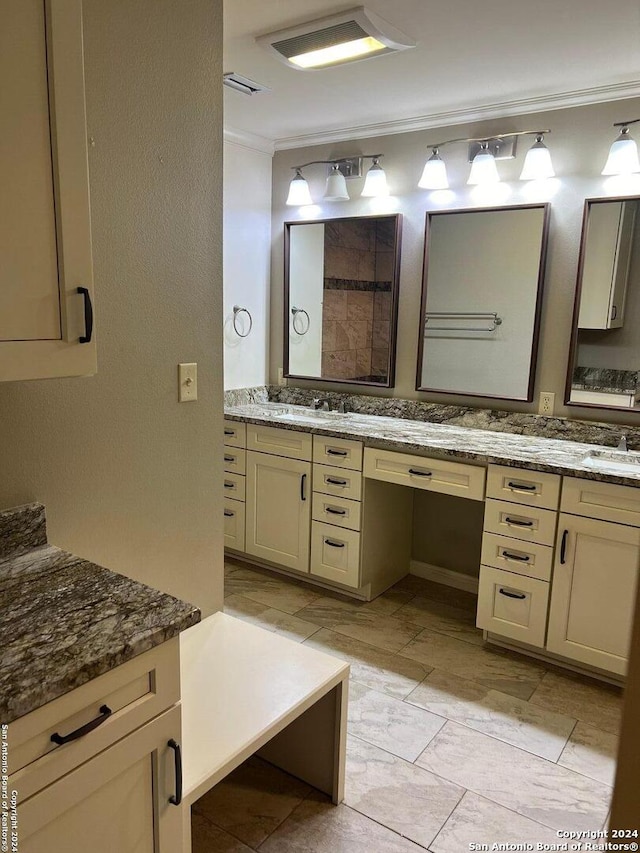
xmin=192 ymin=560 xmax=622 ymax=852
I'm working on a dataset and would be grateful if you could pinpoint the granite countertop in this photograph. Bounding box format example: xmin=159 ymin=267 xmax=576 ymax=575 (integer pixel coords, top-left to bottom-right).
xmin=0 ymin=503 xmax=200 ymax=724
xmin=224 ymin=402 xmax=640 ymax=487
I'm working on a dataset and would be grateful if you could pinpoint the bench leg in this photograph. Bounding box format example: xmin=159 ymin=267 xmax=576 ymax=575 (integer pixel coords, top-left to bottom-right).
xmin=257 ymin=677 xmax=348 ymax=804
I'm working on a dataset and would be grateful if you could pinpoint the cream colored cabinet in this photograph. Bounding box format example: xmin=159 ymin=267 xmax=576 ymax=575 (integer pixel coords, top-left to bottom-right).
xmin=223 ymin=420 xmax=247 ymax=552
xmin=0 ymin=0 xmax=96 ymax=381
xmin=245 ymin=450 xmax=311 ymax=572
xmin=547 ymin=513 xmax=640 ymax=675
xmin=10 ymin=640 xmax=183 ymax=852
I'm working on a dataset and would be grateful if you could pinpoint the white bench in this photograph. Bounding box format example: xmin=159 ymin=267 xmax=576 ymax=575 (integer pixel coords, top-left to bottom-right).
xmin=179 ymin=613 xmax=349 ymax=851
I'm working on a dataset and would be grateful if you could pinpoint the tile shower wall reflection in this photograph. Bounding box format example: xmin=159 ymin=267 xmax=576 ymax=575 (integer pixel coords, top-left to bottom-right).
xmin=321 ymin=220 xmax=393 ymax=380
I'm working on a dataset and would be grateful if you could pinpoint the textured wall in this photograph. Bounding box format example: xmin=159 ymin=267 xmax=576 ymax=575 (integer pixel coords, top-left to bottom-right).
xmin=0 ymin=0 xmax=224 ymax=615
xmin=224 ymin=140 xmax=272 ymax=390
xmin=270 ymin=97 xmax=640 ymax=427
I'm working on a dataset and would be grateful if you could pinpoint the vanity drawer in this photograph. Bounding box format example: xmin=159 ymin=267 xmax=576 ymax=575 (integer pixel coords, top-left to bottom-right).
xmin=223 ymin=420 xmax=246 ymax=448
xmin=311 ymin=522 xmax=361 ymax=588
xmin=223 ymin=447 xmax=246 ymax=475
xmin=224 ymin=498 xmax=246 ymax=551
xmin=247 ymin=424 xmax=312 ymax=461
xmin=313 ymin=493 xmax=361 ymax=532
xmin=561 ymin=476 xmax=640 ymax=527
xmin=483 ymin=499 xmax=557 ymax=546
xmin=477 ymin=566 xmax=549 ymax=648
xmin=364 ymin=447 xmax=486 ymax=501
xmin=313 ymin=464 xmax=362 ymax=501
xmin=313 ymin=435 xmax=363 ymax=471
xmin=487 ymin=465 xmax=560 ymax=510
xmin=223 ymin=472 xmax=246 ymax=502
xmin=8 ymin=638 xmax=180 ymax=799
xmin=480 ymin=532 xmax=553 ymax=581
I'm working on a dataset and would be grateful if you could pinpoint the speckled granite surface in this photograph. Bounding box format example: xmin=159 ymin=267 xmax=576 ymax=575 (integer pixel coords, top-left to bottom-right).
xmin=224 ymin=386 xmax=269 ymax=407
xmin=0 ymin=504 xmax=200 ymax=723
xmin=572 ymin=367 xmax=639 ymax=395
xmin=224 ymin=401 xmax=640 ymax=487
xmin=0 ymin=503 xmax=47 ymax=561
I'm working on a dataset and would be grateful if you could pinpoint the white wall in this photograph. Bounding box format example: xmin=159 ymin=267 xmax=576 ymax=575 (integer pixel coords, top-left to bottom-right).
xmin=270 ymin=97 xmax=640 ymax=427
xmin=223 ymin=139 xmax=272 ymax=389
xmin=0 ymin=0 xmax=224 ymax=616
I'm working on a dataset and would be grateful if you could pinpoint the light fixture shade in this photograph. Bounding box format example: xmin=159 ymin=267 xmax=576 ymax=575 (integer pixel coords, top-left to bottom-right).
xmin=467 ymin=147 xmax=500 ymax=185
xmin=286 ymin=171 xmax=313 ymax=206
xmin=419 ymin=151 xmax=448 ymax=189
xmin=602 ymin=130 xmax=640 ymax=176
xmin=324 ymin=165 xmax=349 ymax=201
xmin=520 ymin=137 xmax=555 ymax=180
xmin=361 ymin=160 xmax=389 ymax=197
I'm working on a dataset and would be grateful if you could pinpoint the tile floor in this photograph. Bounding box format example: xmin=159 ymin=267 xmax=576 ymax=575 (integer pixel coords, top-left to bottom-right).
xmin=192 ymin=560 xmax=623 ymax=852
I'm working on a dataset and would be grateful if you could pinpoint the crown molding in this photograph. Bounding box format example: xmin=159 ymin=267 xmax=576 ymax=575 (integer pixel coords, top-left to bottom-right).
xmin=273 ymin=80 xmax=640 ymax=151
xmin=224 ymin=126 xmax=275 ymax=155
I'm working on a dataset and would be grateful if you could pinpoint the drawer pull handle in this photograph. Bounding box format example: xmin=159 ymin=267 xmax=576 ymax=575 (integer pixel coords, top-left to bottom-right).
xmin=326 ymin=477 xmax=348 ymax=486
xmin=505 ymin=517 xmax=534 ymax=528
xmin=502 ymin=550 xmax=530 ymax=562
xmin=301 ymin=473 xmax=307 ymax=501
xmin=409 ymin=468 xmax=432 ymax=477
xmin=51 ymin=704 xmax=112 ymax=745
xmin=507 ymin=481 xmax=537 ymax=492
xmin=224 ymin=481 xmax=235 ymax=489
xmin=326 ymin=507 xmax=347 ymax=516
xmin=224 ymin=509 xmax=234 ymax=517
xmin=224 ymin=455 xmax=235 ymax=463
xmin=327 ymin=449 xmax=348 ymax=457
xmin=168 ymin=739 xmax=183 ymax=806
xmin=560 ymin=529 xmax=568 ymax=564
xmin=499 ymin=588 xmax=527 ymax=600
xmin=325 ymin=538 xmax=345 ymax=548
xmin=224 ymin=429 xmax=235 ymax=436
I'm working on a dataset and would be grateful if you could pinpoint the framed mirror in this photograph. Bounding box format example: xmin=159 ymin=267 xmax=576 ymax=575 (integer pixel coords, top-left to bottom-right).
xmin=284 ymin=214 xmax=402 ymax=387
xmin=417 ymin=204 xmax=550 ymax=401
xmin=566 ymin=196 xmax=640 ymax=411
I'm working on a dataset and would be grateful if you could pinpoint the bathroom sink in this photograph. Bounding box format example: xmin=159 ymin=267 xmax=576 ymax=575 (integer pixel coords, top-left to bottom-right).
xmin=273 ymin=411 xmax=334 ymax=425
xmin=582 ymin=449 xmax=640 ymax=475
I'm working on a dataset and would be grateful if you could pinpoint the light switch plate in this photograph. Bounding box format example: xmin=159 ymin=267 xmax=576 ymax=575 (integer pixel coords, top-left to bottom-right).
xmin=179 ymin=363 xmax=197 ymax=402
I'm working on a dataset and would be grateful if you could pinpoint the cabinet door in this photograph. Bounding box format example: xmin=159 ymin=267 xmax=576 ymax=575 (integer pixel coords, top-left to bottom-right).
xmin=0 ymin=0 xmax=96 ymax=381
xmin=17 ymin=705 xmax=183 ymax=853
xmin=245 ymin=451 xmax=311 ymax=572
xmin=547 ymin=514 xmax=640 ymax=675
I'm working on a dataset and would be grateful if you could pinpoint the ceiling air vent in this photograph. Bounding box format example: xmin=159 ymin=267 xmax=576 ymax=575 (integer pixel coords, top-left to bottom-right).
xmin=223 ymin=73 xmax=271 ymax=96
xmin=256 ymin=6 xmax=415 ymax=70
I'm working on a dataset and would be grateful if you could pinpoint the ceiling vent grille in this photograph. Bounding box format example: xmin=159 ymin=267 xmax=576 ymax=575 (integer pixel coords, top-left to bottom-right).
xmin=223 ymin=73 xmax=271 ymax=96
xmin=273 ymin=21 xmax=370 ymax=60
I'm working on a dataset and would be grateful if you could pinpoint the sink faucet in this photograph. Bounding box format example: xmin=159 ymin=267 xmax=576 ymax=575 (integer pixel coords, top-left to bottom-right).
xmin=311 ymin=397 xmax=331 ymax=411
xmin=617 ymin=434 xmax=628 ymax=451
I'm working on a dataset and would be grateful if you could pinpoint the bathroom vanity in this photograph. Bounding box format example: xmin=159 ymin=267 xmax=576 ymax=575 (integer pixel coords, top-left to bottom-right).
xmin=223 ymin=402 xmax=640 ymax=680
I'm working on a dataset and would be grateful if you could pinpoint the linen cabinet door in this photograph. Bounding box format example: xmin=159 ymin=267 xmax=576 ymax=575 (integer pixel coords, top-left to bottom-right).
xmin=17 ymin=705 xmax=183 ymax=853
xmin=547 ymin=514 xmax=640 ymax=675
xmin=0 ymin=0 xmax=96 ymax=381
xmin=245 ymin=451 xmax=311 ymax=573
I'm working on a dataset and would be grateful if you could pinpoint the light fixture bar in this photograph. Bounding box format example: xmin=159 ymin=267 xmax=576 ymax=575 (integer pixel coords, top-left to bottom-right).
xmin=285 ymin=154 xmax=387 ymax=205
xmin=424 ymin=129 xmax=551 ymax=151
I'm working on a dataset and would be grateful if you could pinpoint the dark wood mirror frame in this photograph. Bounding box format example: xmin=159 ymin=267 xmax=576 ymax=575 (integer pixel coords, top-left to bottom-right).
xmin=416 ymin=203 xmax=550 ymax=402
xmin=565 ymin=195 xmax=640 ymax=415
xmin=283 ymin=214 xmax=402 ymax=388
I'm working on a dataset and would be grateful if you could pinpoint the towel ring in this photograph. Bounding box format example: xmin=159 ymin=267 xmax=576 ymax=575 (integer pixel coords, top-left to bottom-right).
xmin=291 ymin=306 xmax=310 ymax=336
xmin=233 ymin=305 xmax=252 ymax=338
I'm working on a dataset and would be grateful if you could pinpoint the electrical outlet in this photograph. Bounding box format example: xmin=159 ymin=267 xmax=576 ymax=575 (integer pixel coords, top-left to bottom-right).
xmin=278 ymin=367 xmax=287 ymax=387
xmin=178 ymin=363 xmax=197 ymax=402
xmin=539 ymin=391 xmax=555 ymax=415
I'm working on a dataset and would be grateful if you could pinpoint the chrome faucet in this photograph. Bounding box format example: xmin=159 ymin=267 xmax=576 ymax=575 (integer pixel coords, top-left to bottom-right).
xmin=311 ymin=397 xmax=331 ymax=411
xmin=617 ymin=434 xmax=628 ymax=452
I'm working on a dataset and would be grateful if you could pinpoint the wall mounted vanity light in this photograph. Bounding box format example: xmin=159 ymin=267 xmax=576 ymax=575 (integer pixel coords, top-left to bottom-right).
xmin=285 ymin=154 xmax=388 ymax=205
xmin=419 ymin=130 xmax=554 ymax=189
xmin=602 ymin=120 xmax=640 ymax=176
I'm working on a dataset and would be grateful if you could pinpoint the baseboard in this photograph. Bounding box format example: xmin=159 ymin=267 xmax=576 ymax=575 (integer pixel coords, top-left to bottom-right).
xmin=409 ymin=560 xmax=479 ymax=594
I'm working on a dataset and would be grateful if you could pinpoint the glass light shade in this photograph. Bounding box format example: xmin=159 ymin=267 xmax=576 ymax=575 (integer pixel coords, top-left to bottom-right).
xmin=361 ymin=161 xmax=389 ymax=197
xmin=520 ymin=138 xmax=555 ymax=180
xmin=289 ymin=36 xmax=386 ymax=69
xmin=467 ymin=148 xmax=499 ymax=185
xmin=324 ymin=165 xmax=349 ymax=201
xmin=602 ymin=131 xmax=640 ymax=176
xmin=418 ymin=152 xmax=449 ymax=189
xmin=286 ymin=172 xmax=313 ymax=206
